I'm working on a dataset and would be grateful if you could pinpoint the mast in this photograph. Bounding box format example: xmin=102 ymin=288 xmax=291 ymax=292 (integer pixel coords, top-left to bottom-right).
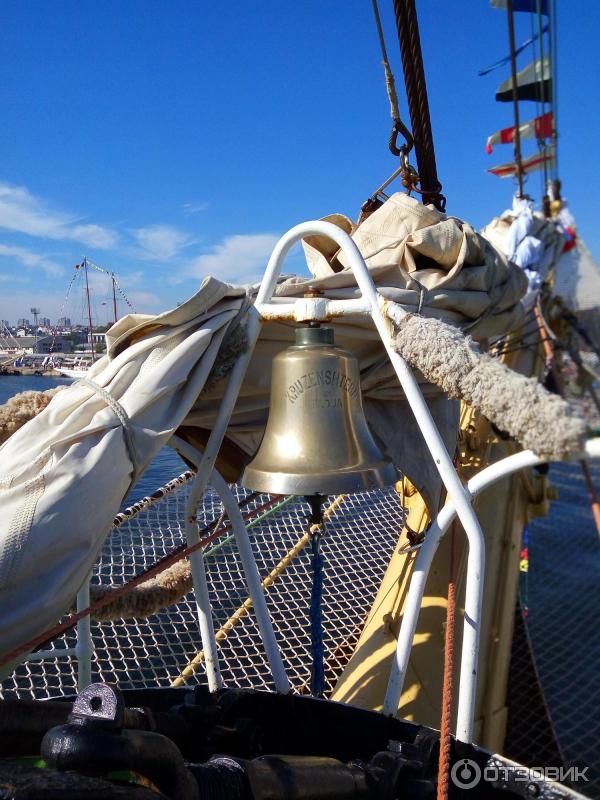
xmin=536 ymin=0 xmax=548 ymax=187
xmin=111 ymin=273 xmax=118 ymax=325
xmin=83 ymin=256 xmax=96 ymax=363
xmin=506 ymin=0 xmax=524 ymax=196
xmin=548 ymin=0 xmax=558 ymax=179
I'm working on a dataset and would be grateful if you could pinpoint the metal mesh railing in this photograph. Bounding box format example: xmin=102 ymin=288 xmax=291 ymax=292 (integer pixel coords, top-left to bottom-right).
xmin=2 ymin=460 xmax=598 ymax=799
xmin=506 ymin=460 xmax=600 ymax=798
xmin=0 ymin=474 xmax=404 ymax=700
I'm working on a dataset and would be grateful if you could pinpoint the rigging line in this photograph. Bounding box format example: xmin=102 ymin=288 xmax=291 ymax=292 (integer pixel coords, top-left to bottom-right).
xmin=529 ymin=3 xmax=545 ymax=196
xmin=371 ymin=0 xmax=400 ymax=123
xmin=171 ymin=493 xmax=348 ymax=687
xmin=391 ymin=0 xmax=445 ymax=211
xmin=491 ymin=329 xmax=545 ymax=355
xmin=87 ymin=258 xmax=136 ymax=313
xmin=1 ymin=491 xmax=285 ymax=668
xmin=478 ymin=24 xmax=548 ymax=77
xmin=490 ymin=320 xmax=545 ymax=345
xmin=49 ymin=270 xmax=79 ymax=354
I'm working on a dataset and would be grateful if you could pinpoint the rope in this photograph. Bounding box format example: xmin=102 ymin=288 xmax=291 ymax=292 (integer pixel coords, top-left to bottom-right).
xmin=88 ymin=494 xmax=281 ymax=621
xmin=436 ymin=525 xmax=457 ymax=800
xmin=0 ymin=493 xmax=283 ymax=669
xmin=86 ymin=259 xmax=136 ymax=313
xmin=203 ymin=495 xmax=295 ymax=558
xmin=171 ymin=531 xmax=311 ymax=687
xmin=77 ymin=377 xmax=140 ymax=483
xmin=371 ymin=0 xmax=401 ymax=123
xmin=170 ymin=494 xmax=347 ymax=687
xmin=391 ymin=0 xmax=445 ymax=211
xmin=310 ymin=528 xmax=325 ymax=696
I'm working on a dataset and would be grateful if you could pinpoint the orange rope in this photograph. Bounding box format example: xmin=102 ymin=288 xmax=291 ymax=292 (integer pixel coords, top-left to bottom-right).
xmin=533 ymin=304 xmax=554 ymax=365
xmin=436 ymin=525 xmax=457 ymax=800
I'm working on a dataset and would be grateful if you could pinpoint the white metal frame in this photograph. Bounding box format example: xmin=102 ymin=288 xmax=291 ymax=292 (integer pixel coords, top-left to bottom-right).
xmin=171 ymin=435 xmax=290 ymax=694
xmin=24 ymin=574 xmax=93 ymax=692
xmin=383 ymin=439 xmax=600 ymax=741
xmin=32 ymin=221 xmax=598 ymax=745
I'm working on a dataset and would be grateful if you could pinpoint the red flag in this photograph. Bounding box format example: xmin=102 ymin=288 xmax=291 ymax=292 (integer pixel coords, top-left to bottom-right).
xmin=486 ymin=112 xmax=553 ymax=153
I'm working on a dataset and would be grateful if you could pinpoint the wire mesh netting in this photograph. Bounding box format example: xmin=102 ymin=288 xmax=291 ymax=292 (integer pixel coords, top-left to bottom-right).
xmin=505 ymin=461 xmax=600 ymax=799
xmin=0 ymin=473 xmax=405 ymax=700
xmin=2 ymin=460 xmax=599 ymax=800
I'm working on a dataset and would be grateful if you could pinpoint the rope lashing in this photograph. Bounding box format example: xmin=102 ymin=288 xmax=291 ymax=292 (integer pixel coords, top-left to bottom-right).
xmin=368 ymin=0 xmax=420 ymax=208
xmin=371 ymin=0 xmax=401 ymax=126
xmin=309 ymin=526 xmax=325 ymax=697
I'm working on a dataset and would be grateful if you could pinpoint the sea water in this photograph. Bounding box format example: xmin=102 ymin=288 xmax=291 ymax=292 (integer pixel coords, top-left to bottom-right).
xmin=0 ymin=374 xmax=186 ymax=504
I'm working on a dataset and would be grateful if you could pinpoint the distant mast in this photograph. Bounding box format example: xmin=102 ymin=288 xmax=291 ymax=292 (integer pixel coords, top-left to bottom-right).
xmin=82 ymin=256 xmax=96 ymax=363
xmin=111 ymin=273 xmax=118 ymax=325
xmin=506 ymin=0 xmax=524 ymax=196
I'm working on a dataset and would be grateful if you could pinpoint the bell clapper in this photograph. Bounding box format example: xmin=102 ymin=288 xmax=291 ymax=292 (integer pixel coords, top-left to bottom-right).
xmin=306 ymin=493 xmax=327 ymax=698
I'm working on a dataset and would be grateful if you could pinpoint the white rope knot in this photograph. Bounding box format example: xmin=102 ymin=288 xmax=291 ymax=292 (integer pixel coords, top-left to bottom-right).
xmin=77 ymin=377 xmax=140 ymax=482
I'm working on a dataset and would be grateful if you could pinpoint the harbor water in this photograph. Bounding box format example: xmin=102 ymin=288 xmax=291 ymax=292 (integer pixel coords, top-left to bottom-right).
xmin=0 ymin=374 xmax=186 ymax=505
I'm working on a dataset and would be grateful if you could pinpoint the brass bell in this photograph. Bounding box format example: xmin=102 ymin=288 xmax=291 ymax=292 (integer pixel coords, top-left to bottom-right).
xmin=241 ymin=325 xmax=396 ymax=495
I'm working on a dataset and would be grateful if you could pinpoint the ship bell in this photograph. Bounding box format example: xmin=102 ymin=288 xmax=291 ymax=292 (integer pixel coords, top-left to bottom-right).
xmin=241 ymin=325 xmax=396 ymax=495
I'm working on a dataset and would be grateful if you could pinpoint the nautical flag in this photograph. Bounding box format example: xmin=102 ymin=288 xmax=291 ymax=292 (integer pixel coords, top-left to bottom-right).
xmin=490 ymin=0 xmax=549 ymax=14
xmin=488 ymin=148 xmax=555 ymax=178
xmin=496 ymin=57 xmax=552 ymax=103
xmin=486 ymin=111 xmax=553 ymax=153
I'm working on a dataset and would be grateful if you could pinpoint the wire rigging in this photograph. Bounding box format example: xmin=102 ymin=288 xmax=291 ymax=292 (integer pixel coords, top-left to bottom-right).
xmin=391 ymin=0 xmax=445 ymax=211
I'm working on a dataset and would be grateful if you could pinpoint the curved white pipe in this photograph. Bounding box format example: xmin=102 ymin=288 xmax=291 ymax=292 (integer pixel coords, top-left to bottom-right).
xmin=254 ymin=221 xmax=486 ymax=742
xmin=172 ymin=436 xmax=290 ymax=693
xmin=383 ymin=443 xmax=599 ymax=741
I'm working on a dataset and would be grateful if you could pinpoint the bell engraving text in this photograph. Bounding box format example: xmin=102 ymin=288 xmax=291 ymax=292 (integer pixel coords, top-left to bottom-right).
xmin=285 ymin=369 xmax=359 ymax=404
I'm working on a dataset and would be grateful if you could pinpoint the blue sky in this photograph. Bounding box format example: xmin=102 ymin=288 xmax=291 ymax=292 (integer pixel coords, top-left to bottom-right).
xmin=0 ymin=1 xmax=597 ymax=324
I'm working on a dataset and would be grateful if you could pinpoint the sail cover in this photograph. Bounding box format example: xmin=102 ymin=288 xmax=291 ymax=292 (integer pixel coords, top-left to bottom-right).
xmin=0 ymin=193 xmax=529 ymax=667
xmin=554 ymin=239 xmax=600 ymax=312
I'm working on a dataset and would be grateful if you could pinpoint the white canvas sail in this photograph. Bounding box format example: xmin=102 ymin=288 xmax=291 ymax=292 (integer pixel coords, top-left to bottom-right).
xmin=554 ymin=239 xmax=600 ymax=312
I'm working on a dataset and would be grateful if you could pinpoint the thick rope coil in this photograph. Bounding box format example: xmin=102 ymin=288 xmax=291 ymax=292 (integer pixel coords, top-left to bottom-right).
xmin=391 ymin=310 xmax=588 ymax=461
xmin=0 ymin=387 xmax=66 ymax=447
